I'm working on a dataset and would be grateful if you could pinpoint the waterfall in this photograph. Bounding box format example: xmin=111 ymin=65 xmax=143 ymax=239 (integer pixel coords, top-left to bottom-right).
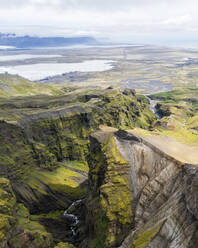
xmin=63 ymin=199 xmax=82 ymax=237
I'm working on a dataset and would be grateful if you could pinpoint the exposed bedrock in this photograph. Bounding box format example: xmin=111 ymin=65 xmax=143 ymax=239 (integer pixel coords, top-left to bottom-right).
xmin=86 ymin=128 xmax=198 ymax=248
xmin=0 ymin=88 xmax=155 ymax=247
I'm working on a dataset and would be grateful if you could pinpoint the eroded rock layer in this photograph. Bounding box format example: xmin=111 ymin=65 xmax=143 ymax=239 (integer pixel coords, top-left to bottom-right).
xmin=87 ymin=128 xmax=198 ymax=248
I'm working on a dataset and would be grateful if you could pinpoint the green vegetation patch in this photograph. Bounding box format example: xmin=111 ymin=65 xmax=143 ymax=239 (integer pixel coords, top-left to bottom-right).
xmin=54 ymin=242 xmax=76 ymax=248
xmin=148 ymin=88 xmax=198 ymax=145
xmin=9 ymin=203 xmax=53 ymax=248
xmin=132 ymin=224 xmax=162 ymax=248
xmin=0 ymin=73 xmax=64 ymax=98
xmin=88 ymin=134 xmax=133 ymax=247
xmin=27 ymin=161 xmax=88 ymax=199
xmin=0 ymin=178 xmax=16 ymax=244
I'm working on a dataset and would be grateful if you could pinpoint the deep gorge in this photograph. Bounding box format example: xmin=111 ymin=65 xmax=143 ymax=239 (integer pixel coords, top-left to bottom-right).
xmin=0 ymin=86 xmax=198 ymax=248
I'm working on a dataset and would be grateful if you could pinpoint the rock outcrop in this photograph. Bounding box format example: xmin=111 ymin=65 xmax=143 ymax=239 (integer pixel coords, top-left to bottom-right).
xmin=86 ymin=127 xmax=198 ymax=248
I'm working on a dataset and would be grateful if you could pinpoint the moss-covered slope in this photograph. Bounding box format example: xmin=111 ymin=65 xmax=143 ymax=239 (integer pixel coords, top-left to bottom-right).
xmin=0 ymin=73 xmax=64 ymax=98
xmin=87 ymin=129 xmax=133 ymax=247
xmin=0 ymin=177 xmax=53 ymax=248
xmin=149 ymin=87 xmax=198 ymax=144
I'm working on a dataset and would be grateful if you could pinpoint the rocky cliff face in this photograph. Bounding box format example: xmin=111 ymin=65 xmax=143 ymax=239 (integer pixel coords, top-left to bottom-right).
xmin=0 ymin=87 xmax=155 ymax=247
xmin=1 ymin=85 xmax=198 ymax=248
xmin=87 ymin=127 xmax=133 ymax=247
xmin=87 ymin=128 xmax=198 ymax=248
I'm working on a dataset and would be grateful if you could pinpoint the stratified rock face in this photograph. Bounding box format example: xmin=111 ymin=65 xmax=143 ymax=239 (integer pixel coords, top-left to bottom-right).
xmin=0 ymin=87 xmax=155 ymax=247
xmin=87 ymin=129 xmax=198 ymax=248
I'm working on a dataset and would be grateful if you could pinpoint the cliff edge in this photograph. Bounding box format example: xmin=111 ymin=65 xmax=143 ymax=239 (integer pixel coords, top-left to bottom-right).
xmin=87 ymin=127 xmax=198 ymax=248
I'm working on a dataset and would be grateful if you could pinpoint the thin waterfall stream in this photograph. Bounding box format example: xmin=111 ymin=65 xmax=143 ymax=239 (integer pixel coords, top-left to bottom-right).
xmin=145 ymin=96 xmax=161 ymax=119
xmin=63 ymin=199 xmax=82 ymax=237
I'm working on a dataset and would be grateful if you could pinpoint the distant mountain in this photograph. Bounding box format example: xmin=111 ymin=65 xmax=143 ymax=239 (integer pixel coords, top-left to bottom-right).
xmin=0 ymin=33 xmax=97 ymax=48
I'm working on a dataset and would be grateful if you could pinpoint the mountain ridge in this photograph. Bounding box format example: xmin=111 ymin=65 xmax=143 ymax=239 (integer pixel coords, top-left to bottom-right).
xmin=0 ymin=33 xmax=97 ymax=48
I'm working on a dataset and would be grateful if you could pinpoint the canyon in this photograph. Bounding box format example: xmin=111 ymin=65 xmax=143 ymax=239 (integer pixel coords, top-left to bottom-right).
xmin=0 ymin=73 xmax=198 ymax=247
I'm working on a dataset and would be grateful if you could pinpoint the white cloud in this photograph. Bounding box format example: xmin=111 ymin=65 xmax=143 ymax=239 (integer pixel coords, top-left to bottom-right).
xmin=162 ymin=15 xmax=192 ymax=26
xmin=0 ymin=0 xmax=198 ymax=44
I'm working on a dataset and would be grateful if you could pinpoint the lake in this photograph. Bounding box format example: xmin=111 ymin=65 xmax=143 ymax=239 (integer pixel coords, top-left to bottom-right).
xmin=0 ymin=60 xmax=114 ymax=81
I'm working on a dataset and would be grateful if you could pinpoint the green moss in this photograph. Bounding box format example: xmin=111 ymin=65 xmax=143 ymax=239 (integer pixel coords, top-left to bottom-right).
xmin=150 ymin=87 xmax=198 ymax=104
xmin=32 ymin=142 xmax=57 ymax=169
xmin=54 ymin=242 xmax=76 ymax=248
xmin=132 ymin=224 xmax=162 ymax=248
xmin=31 ymin=167 xmax=80 ymax=188
xmin=0 ymin=178 xmax=16 ymax=244
xmin=16 ymin=204 xmax=45 ymax=232
xmin=88 ymin=204 xmax=108 ymax=248
xmin=0 ymin=122 xmax=37 ymax=181
xmin=29 ymin=115 xmax=90 ymax=164
xmin=16 ymin=204 xmax=29 ymax=226
xmin=10 ymin=203 xmax=53 ymax=248
xmin=88 ymin=134 xmax=133 ymax=247
xmin=58 ymin=160 xmax=89 ymax=173
xmin=103 ymin=135 xmax=129 ymax=164
xmin=146 ymin=87 xmax=198 ymax=144
xmin=31 ymin=210 xmax=64 ymax=221
xmin=27 ymin=163 xmax=88 ymax=199
xmin=0 ymin=179 xmax=16 ymax=218
xmin=92 ymin=91 xmax=154 ymax=130
xmin=187 ymin=115 xmax=198 ymax=129
xmin=158 ymin=124 xmax=198 ymax=144
xmin=0 ymin=73 xmax=64 ymax=98
xmin=0 ymin=213 xmax=15 ymax=231
xmin=0 ymin=213 xmax=15 ymax=245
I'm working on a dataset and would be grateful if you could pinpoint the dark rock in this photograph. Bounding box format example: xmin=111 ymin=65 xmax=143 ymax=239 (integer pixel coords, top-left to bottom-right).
xmin=122 ymin=88 xmax=136 ymax=96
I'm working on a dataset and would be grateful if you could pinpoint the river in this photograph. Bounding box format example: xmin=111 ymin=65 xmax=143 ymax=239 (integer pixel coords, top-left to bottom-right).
xmin=123 ymin=78 xmax=173 ymax=118
xmin=63 ymin=199 xmax=82 ymax=237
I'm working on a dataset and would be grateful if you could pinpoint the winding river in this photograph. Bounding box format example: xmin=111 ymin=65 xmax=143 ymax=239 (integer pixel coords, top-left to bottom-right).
xmin=123 ymin=79 xmax=172 ymax=119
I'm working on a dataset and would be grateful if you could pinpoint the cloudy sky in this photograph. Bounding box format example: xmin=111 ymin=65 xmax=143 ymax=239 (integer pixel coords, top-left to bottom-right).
xmin=0 ymin=0 xmax=198 ymax=45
